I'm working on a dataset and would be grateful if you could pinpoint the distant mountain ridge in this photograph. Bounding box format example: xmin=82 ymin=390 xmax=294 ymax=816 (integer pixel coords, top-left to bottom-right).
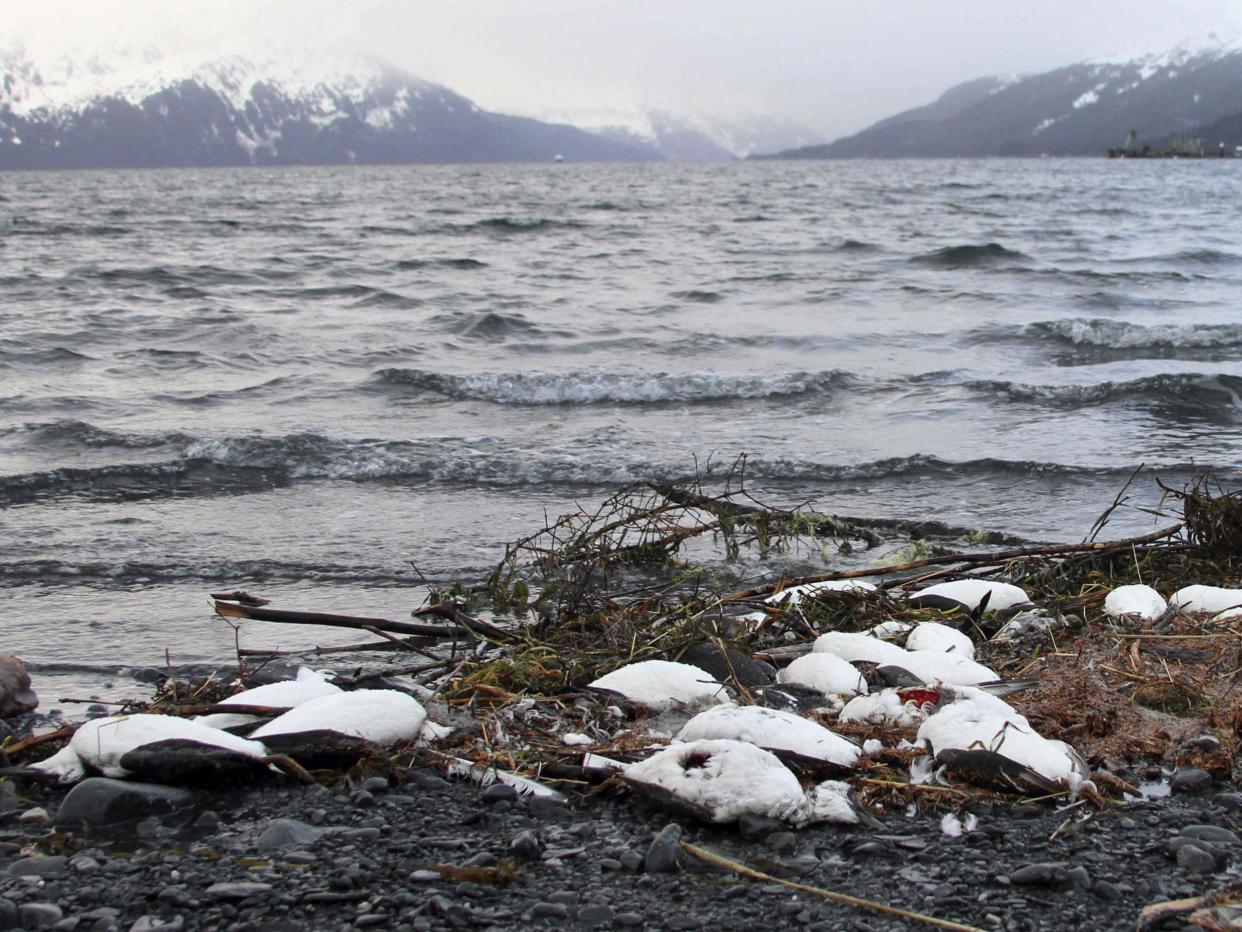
xmin=0 ymin=49 xmax=658 ymax=169
xmin=767 ymin=35 xmax=1242 ymax=158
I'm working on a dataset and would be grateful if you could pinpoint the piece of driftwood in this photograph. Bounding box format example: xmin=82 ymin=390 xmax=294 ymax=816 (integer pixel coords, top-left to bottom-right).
xmin=214 ymin=600 xmax=459 ymax=639
xmin=680 ymin=842 xmax=987 ymax=932
xmin=413 ymin=602 xmax=520 ymax=643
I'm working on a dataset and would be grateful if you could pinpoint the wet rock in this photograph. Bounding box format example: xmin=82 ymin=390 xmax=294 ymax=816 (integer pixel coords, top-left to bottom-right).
xmin=7 ymin=856 xmax=70 ymax=878
xmin=0 ymin=898 xmax=14 ymax=930
xmin=54 ymin=779 xmax=195 ymax=833
xmin=1170 ymin=768 xmax=1212 ymax=794
xmin=531 ymin=902 xmax=570 ymax=919
xmin=359 ymin=776 xmax=389 ymax=794
xmin=510 ymin=830 xmax=542 ymax=862
xmin=578 ymin=904 xmax=615 ymax=926
xmin=17 ymin=902 xmax=62 ymax=929
xmin=1175 ymin=844 xmax=1218 ymax=874
xmin=0 ymin=656 xmax=38 ymax=717
xmin=480 ymin=784 xmax=517 ymax=804
xmin=737 ymin=813 xmax=782 ymax=842
xmin=767 ymin=832 xmax=797 ymax=854
xmin=645 ymin=823 xmax=684 ymax=874
xmin=204 ymin=882 xmax=273 ymax=900
xmin=1180 ymin=824 xmax=1239 ymax=845
xmin=256 ymin=818 xmax=325 ymax=851
xmin=130 ymin=914 xmax=185 ymax=931
xmin=1008 ymin=863 xmax=1069 ymax=886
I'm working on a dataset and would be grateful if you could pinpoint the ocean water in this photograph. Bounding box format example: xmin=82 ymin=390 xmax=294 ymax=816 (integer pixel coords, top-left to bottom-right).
xmin=2 ymin=158 xmax=1240 ymax=707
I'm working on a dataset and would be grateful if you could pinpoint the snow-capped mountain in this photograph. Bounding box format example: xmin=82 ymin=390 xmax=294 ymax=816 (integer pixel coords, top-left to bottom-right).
xmin=0 ymin=47 xmax=659 ymax=169
xmin=536 ymin=106 xmax=825 ymax=161
xmin=768 ymin=34 xmax=1242 ymax=158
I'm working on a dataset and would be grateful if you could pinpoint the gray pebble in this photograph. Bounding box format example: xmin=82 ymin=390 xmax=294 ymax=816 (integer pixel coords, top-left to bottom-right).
xmin=256 ymin=818 xmax=324 ymax=851
xmin=645 ymin=823 xmax=683 ymax=874
xmin=1175 ymin=844 xmax=1217 ymax=874
xmin=18 ymin=903 xmax=63 ymax=929
xmin=1180 ymin=824 xmax=1239 ymax=845
xmin=578 ymin=904 xmax=615 ymax=925
xmin=767 ymin=831 xmax=796 ymax=853
xmin=1170 ymin=769 xmax=1213 ymax=794
xmin=620 ymin=850 xmax=644 ymax=872
xmin=531 ymin=902 xmax=570 ymax=919
xmin=360 ymin=776 xmax=389 ymax=794
xmin=1009 ymin=863 xmax=1069 ymax=886
xmin=481 ymin=784 xmax=517 ymax=804
xmin=8 ymin=857 xmax=70 ymax=878
xmin=128 ymin=916 xmax=184 ymax=932
xmin=1092 ymin=881 xmax=1121 ymax=901
xmin=615 ymin=913 xmax=644 ymax=927
xmin=204 ymin=882 xmax=273 ymax=900
xmin=510 ymin=830 xmax=542 ymax=862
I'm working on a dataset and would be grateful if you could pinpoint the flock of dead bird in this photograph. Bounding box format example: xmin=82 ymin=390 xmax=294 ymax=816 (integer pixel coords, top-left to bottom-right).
xmin=12 ymin=577 xmax=1241 ymax=832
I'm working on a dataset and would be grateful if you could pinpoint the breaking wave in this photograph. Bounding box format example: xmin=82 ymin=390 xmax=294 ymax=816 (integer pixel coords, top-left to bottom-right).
xmin=373 ymin=368 xmax=855 ymax=404
xmin=1028 ymin=318 xmax=1242 ymax=350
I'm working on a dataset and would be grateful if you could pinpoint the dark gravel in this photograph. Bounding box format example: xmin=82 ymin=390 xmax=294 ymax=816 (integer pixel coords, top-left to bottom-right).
xmin=1 ymin=773 xmax=1239 ymax=931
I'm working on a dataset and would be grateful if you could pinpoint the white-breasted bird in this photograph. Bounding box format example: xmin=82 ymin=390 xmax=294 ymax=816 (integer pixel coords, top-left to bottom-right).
xmin=31 ymin=714 xmax=268 ymax=783
xmin=675 ymin=703 xmax=860 ymax=769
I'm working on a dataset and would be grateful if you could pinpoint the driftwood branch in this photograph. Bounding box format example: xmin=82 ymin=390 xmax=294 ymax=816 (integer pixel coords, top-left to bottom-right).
xmin=214 ymin=600 xmax=460 ymax=639
xmin=679 ymin=842 xmax=987 ymax=932
xmin=413 ymin=602 xmax=520 ymax=643
xmin=722 ymin=522 xmax=1185 ymax=602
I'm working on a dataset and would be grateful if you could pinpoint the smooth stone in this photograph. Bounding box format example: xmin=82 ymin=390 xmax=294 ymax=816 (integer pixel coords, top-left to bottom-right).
xmin=531 ymin=903 xmax=570 ymax=919
xmin=204 ymin=882 xmax=273 ymax=900
xmin=193 ymin=811 xmax=220 ymax=832
xmin=0 ymin=656 xmax=38 ymax=717
xmin=129 ymin=916 xmax=184 ymax=932
xmin=578 ymin=904 xmax=615 ymax=925
xmin=510 ymin=830 xmax=542 ymax=862
xmin=54 ymin=779 xmax=195 ymax=833
xmin=480 ymin=784 xmax=517 ymax=804
xmin=18 ymin=807 xmax=49 ymax=826
xmin=1180 ymin=825 xmax=1239 ymax=845
xmin=1009 ymin=863 xmax=1069 ymax=886
xmin=17 ymin=903 xmax=63 ymax=929
xmin=737 ymin=813 xmax=782 ymax=842
xmin=768 ymin=832 xmax=797 ymax=854
xmin=359 ymin=776 xmax=389 ymax=794
xmin=1170 ymin=769 xmax=1213 ymax=794
xmin=0 ymin=898 xmax=15 ymax=930
xmin=645 ymin=823 xmax=684 ymax=874
xmin=1175 ymin=844 xmax=1218 ymax=874
xmin=616 ymin=913 xmax=644 ymax=927
xmin=1093 ymin=881 xmax=1122 ymax=901
xmin=8 ymin=857 xmax=70 ymax=878
xmin=256 ymin=818 xmax=324 ymax=851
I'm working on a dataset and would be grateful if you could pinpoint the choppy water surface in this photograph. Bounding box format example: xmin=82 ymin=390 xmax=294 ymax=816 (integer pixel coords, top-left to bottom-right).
xmin=2 ymin=159 xmax=1240 ymax=704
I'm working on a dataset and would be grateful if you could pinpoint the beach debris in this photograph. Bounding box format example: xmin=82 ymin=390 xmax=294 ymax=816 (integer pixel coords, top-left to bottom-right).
xmin=904 ymin=621 xmax=975 ymax=658
xmin=0 ymin=656 xmax=38 ymax=717
xmin=30 ymin=714 xmax=267 ymax=784
xmin=866 ymin=620 xmax=914 ymax=640
xmin=767 ymin=579 xmax=877 ymax=606
xmin=908 ymin=580 xmax=1031 ymax=614
xmin=444 ymin=757 xmax=568 ymax=802
xmin=249 ymin=689 xmax=427 ymax=745
xmin=776 ymin=653 xmax=868 ymax=698
xmin=674 ymin=704 xmax=861 ymax=769
xmin=588 ymin=660 xmax=728 ymax=711
xmin=195 ymin=667 xmax=341 ymax=731
xmin=939 ymin=812 xmax=979 ymax=837
xmin=1103 ymin=584 xmax=1168 ymax=621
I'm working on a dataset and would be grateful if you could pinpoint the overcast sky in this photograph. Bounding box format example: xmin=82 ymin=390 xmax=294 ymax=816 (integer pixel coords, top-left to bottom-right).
xmin=8 ymin=1 xmax=1242 ymax=137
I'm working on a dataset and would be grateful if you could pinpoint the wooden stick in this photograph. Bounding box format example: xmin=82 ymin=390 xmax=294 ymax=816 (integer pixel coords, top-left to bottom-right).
xmin=214 ymin=600 xmax=459 ymax=639
xmin=679 ymin=842 xmax=987 ymax=932
xmin=413 ymin=602 xmax=520 ymax=643
xmin=721 ymin=523 xmax=1184 ymax=601
xmin=2 ymin=726 xmax=73 ymax=756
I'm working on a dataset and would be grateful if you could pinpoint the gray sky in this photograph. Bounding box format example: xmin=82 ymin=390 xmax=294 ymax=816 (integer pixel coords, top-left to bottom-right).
xmin=8 ymin=1 xmax=1242 ymax=137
